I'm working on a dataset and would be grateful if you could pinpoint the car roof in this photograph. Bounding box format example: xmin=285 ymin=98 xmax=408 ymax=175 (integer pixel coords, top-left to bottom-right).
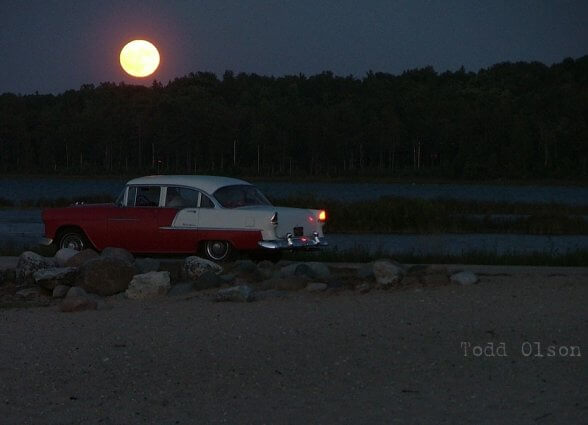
xmin=126 ymin=175 xmax=252 ymax=194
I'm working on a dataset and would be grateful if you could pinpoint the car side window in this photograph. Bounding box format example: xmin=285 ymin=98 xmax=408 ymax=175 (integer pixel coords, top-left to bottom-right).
xmin=200 ymin=194 xmax=214 ymax=208
xmin=128 ymin=186 xmax=160 ymax=207
xmin=165 ymin=187 xmax=198 ymax=208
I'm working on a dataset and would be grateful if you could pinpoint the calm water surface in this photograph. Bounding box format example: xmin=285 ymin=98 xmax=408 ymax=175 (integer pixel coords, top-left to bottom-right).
xmin=1 ymin=177 xmax=588 ymax=204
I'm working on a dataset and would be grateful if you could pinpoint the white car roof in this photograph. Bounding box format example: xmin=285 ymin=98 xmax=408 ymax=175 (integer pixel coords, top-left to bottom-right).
xmin=126 ymin=175 xmax=252 ymax=195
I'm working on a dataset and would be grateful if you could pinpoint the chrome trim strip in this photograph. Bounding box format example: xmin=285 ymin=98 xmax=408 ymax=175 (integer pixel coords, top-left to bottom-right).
xmin=258 ymin=236 xmax=328 ymax=250
xmin=159 ymin=226 xmax=261 ymax=231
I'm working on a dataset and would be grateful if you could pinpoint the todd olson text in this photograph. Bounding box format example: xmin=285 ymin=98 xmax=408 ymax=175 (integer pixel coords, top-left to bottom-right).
xmin=461 ymin=341 xmax=582 ymax=358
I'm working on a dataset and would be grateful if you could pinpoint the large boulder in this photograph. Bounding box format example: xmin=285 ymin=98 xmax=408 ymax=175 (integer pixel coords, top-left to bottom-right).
xmin=16 ymin=251 xmax=55 ymax=285
xmin=126 ymin=271 xmax=171 ymax=300
xmin=65 ymin=249 xmax=99 ymax=268
xmin=76 ymin=257 xmax=137 ymax=296
xmin=305 ymin=262 xmax=331 ymax=280
xmin=372 ymin=259 xmax=404 ymax=288
xmin=101 ymin=247 xmax=135 ymax=264
xmin=54 ymin=248 xmax=79 ymax=267
xmin=230 ymin=260 xmax=263 ymax=282
xmin=185 ymin=256 xmax=223 ymax=279
xmin=33 ymin=267 xmax=78 ymax=290
xmin=216 ymin=285 xmax=254 ymax=302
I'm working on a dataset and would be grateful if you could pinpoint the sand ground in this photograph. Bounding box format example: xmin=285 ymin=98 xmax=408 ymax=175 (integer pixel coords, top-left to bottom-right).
xmin=0 ymin=267 xmax=586 ymax=425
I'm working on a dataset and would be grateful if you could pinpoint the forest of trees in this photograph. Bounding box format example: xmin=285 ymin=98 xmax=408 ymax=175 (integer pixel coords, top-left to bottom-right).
xmin=0 ymin=56 xmax=586 ymax=180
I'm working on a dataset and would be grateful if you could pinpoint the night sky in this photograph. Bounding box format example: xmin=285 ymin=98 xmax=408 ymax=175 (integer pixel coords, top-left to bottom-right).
xmin=1 ymin=0 xmax=586 ymax=94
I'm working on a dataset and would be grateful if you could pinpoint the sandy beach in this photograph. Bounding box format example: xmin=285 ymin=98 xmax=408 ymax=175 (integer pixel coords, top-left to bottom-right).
xmin=1 ymin=266 xmax=586 ymax=424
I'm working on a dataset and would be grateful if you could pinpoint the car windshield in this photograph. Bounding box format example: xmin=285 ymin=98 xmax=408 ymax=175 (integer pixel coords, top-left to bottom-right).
xmin=213 ymin=185 xmax=272 ymax=208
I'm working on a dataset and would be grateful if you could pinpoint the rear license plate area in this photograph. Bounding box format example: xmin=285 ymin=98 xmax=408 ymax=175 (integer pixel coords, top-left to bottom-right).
xmin=293 ymin=226 xmax=303 ymax=237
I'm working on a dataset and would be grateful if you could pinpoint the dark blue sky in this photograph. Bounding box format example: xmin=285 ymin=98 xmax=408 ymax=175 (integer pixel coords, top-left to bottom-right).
xmin=1 ymin=0 xmax=586 ymax=94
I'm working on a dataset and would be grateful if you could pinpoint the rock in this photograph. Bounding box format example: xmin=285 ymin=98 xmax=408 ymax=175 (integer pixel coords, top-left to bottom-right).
xmin=231 ymin=260 xmax=263 ymax=281
xmin=185 ymin=256 xmax=223 ymax=279
xmin=357 ymin=263 xmax=375 ymax=280
xmin=256 ymin=260 xmax=275 ymax=280
xmin=15 ymin=287 xmax=41 ymax=298
xmin=135 ymin=258 xmax=161 ymax=274
xmin=306 ymin=282 xmax=328 ymax=292
xmin=273 ymin=276 xmax=309 ymax=291
xmin=125 ymin=271 xmax=171 ymax=300
xmin=255 ymin=289 xmax=289 ymax=300
xmin=294 ymin=264 xmax=318 ymax=279
xmin=305 ymin=262 xmax=331 ymax=280
xmin=451 ymin=271 xmax=479 ymax=285
xmin=65 ymin=249 xmax=99 ymax=267
xmin=101 ymin=247 xmax=135 ymax=264
xmin=216 ymin=285 xmax=254 ymax=302
xmin=52 ymin=285 xmax=70 ymax=298
xmin=373 ymin=259 xmax=404 ymax=288
xmin=356 ymin=283 xmax=371 ymax=294
xmin=76 ymin=257 xmax=137 ymax=296
xmin=279 ymin=263 xmax=301 ymax=278
xmin=66 ymin=286 xmax=88 ymax=298
xmin=54 ymin=248 xmax=79 ymax=267
xmin=16 ymin=251 xmax=55 ymax=285
xmin=159 ymin=259 xmax=186 ymax=283
xmin=193 ymin=271 xmax=223 ymax=291
xmin=168 ymin=282 xmax=194 ymax=297
xmin=33 ymin=267 xmax=78 ymax=290
xmin=220 ymin=274 xmax=236 ymax=284
xmin=59 ymin=296 xmax=97 ymax=313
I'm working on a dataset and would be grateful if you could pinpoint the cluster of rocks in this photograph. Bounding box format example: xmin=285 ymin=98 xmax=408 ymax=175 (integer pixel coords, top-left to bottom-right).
xmin=0 ymin=248 xmax=479 ymax=312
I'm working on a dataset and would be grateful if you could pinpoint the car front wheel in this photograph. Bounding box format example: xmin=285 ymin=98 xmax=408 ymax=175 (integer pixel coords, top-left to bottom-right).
xmin=57 ymin=230 xmax=88 ymax=251
xmin=203 ymin=240 xmax=232 ymax=262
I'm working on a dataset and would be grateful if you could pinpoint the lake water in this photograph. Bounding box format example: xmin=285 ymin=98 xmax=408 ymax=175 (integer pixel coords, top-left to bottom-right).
xmin=1 ymin=177 xmax=588 ymax=204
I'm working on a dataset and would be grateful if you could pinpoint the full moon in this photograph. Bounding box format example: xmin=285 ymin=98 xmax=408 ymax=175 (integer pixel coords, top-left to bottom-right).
xmin=119 ymin=40 xmax=160 ymax=77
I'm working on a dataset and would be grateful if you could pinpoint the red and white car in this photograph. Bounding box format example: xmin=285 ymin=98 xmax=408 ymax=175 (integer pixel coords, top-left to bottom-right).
xmin=40 ymin=175 xmax=328 ymax=261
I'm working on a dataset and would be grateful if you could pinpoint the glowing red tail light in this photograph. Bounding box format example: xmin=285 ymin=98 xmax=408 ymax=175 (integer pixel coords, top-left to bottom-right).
xmin=318 ymin=210 xmax=327 ymax=222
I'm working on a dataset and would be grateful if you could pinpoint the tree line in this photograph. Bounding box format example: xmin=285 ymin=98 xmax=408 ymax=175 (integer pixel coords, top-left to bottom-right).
xmin=0 ymin=56 xmax=586 ymax=180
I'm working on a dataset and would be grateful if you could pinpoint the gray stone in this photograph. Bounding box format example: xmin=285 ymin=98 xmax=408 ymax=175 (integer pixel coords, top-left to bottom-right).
xmin=356 ymin=283 xmax=371 ymax=294
xmin=279 ymin=263 xmax=300 ymax=278
xmin=16 ymin=251 xmax=55 ymax=285
xmin=158 ymin=259 xmax=186 ymax=282
xmin=15 ymin=287 xmax=41 ymax=298
xmin=185 ymin=256 xmax=223 ymax=279
xmin=66 ymin=286 xmax=88 ymax=298
xmin=231 ymin=260 xmax=262 ymax=281
xmin=65 ymin=249 xmax=99 ymax=267
xmin=101 ymin=247 xmax=135 ymax=264
xmin=125 ymin=271 xmax=171 ymax=300
xmin=193 ymin=270 xmax=223 ymax=290
xmin=373 ymin=259 xmax=404 ymax=288
xmin=451 ymin=271 xmax=479 ymax=285
xmin=135 ymin=258 xmax=161 ymax=274
xmin=76 ymin=257 xmax=137 ymax=296
xmin=52 ymin=285 xmax=70 ymax=298
xmin=257 ymin=260 xmax=275 ymax=280
xmin=306 ymin=282 xmax=328 ymax=292
xmin=255 ymin=289 xmax=289 ymax=300
xmin=357 ymin=263 xmax=375 ymax=279
xmin=168 ymin=282 xmax=195 ymax=297
xmin=59 ymin=296 xmax=97 ymax=313
xmin=305 ymin=262 xmax=331 ymax=280
xmin=216 ymin=285 xmax=254 ymax=302
xmin=219 ymin=273 xmax=236 ymax=284
xmin=294 ymin=264 xmax=318 ymax=279
xmin=33 ymin=267 xmax=78 ymax=290
xmin=54 ymin=248 xmax=79 ymax=267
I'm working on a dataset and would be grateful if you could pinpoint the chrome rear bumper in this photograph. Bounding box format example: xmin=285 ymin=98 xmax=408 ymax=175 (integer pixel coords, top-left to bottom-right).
xmin=258 ymin=232 xmax=328 ymax=250
xmin=39 ymin=237 xmax=53 ymax=246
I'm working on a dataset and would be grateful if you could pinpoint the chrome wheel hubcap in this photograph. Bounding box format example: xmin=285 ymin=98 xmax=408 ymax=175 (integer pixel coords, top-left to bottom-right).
xmin=60 ymin=234 xmax=84 ymax=251
xmin=205 ymin=241 xmax=229 ymax=261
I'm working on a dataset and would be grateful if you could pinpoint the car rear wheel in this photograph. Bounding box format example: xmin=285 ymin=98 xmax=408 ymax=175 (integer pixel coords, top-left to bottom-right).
xmin=57 ymin=229 xmax=88 ymax=251
xmin=203 ymin=240 xmax=232 ymax=262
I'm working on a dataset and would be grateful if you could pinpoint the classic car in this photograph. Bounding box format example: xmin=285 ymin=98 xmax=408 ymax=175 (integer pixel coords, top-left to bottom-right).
xmin=40 ymin=175 xmax=328 ymax=261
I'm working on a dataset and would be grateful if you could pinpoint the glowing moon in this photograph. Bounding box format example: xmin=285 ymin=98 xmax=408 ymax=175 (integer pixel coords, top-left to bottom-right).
xmin=119 ymin=40 xmax=160 ymax=77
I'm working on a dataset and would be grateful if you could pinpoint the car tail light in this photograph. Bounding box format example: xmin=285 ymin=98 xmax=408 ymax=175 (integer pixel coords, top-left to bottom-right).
xmin=318 ymin=210 xmax=327 ymax=222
